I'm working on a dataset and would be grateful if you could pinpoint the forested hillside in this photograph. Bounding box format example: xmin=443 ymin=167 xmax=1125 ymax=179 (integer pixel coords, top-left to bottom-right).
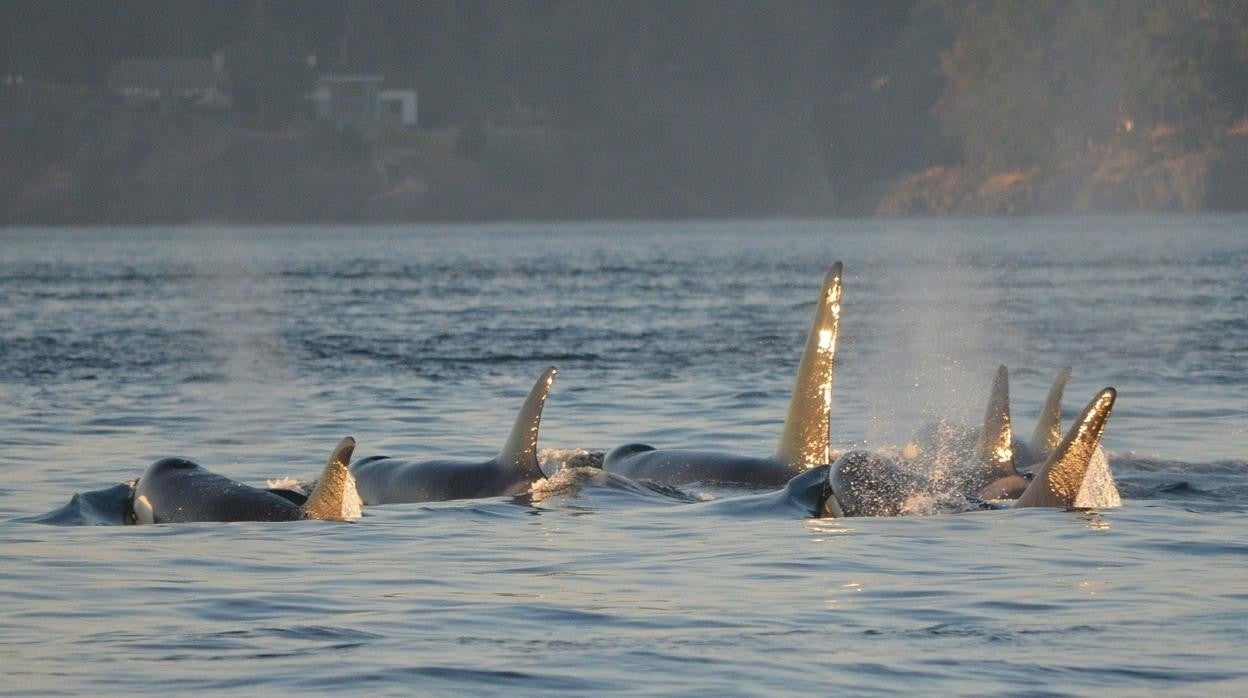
xmin=3 ymin=0 xmax=1247 ymax=222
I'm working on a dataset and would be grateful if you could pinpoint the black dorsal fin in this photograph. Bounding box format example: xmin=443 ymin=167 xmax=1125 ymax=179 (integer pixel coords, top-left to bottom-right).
xmin=497 ymin=367 xmax=558 ymax=481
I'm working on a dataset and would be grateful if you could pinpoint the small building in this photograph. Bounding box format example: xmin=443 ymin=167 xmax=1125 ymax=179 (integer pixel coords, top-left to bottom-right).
xmin=378 ymin=89 xmax=418 ymax=128
xmin=107 ymin=54 xmax=231 ymax=109
xmin=310 ymin=75 xmax=417 ymax=129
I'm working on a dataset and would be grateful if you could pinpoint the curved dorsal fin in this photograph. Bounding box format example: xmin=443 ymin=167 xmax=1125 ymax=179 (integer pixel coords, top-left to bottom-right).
xmin=1015 ymin=388 xmax=1116 ymax=509
xmin=775 ymin=261 xmax=841 ymax=468
xmin=498 ymin=366 xmax=557 ymax=480
xmin=303 ymin=436 xmax=357 ymax=520
xmin=973 ymin=364 xmax=1016 ymax=481
xmin=1029 ymin=367 xmax=1072 ymax=462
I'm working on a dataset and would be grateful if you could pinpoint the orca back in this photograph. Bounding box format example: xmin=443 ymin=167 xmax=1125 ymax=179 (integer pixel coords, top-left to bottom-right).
xmin=351 ymin=456 xmax=524 ymax=504
xmin=134 ymin=458 xmax=305 ymax=523
xmin=604 ymin=448 xmax=796 ymax=487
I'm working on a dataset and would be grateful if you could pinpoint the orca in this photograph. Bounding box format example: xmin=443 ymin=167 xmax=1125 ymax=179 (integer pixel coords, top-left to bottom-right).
xmin=970 ymin=366 xmax=1071 ymax=499
xmin=604 ymin=262 xmax=842 ymax=487
xmin=130 ymin=437 xmax=358 ymax=524
xmin=685 ymin=450 xmax=936 ymax=519
xmin=820 ymin=387 xmax=1117 ymax=516
xmin=21 ymin=481 xmax=140 ymax=526
xmin=1013 ymin=387 xmax=1117 ymax=508
xmin=350 ymin=367 xmax=557 ymax=504
xmin=693 ymin=385 xmax=1118 ymax=519
xmin=903 ymin=365 xmax=1107 ymax=502
xmin=692 ymin=464 xmax=836 ymax=518
xmin=941 ymin=364 xmax=1032 ymax=500
xmin=1025 ymin=369 xmax=1121 ymax=508
xmin=1026 ymin=367 xmax=1073 ymax=464
xmin=910 ymin=366 xmax=1120 ymax=507
xmin=825 ymin=450 xmax=931 ymax=517
xmin=693 ymin=450 xmax=935 ymax=518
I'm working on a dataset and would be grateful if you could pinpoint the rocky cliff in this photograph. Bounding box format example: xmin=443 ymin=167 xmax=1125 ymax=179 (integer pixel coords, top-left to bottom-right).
xmin=878 ymin=129 xmax=1248 ymax=217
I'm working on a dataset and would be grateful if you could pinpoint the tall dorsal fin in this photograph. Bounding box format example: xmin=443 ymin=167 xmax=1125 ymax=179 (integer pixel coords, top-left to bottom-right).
xmin=973 ymin=364 xmax=1016 ymax=481
xmin=775 ymin=261 xmax=841 ymax=468
xmin=303 ymin=436 xmax=357 ymax=521
xmin=1029 ymin=367 xmax=1072 ymax=461
xmin=1015 ymin=388 xmax=1116 ymax=509
xmin=498 ymin=366 xmax=557 ymax=480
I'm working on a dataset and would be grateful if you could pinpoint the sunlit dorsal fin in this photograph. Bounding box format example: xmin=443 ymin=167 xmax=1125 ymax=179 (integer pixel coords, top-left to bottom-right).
xmin=775 ymin=261 xmax=841 ymax=468
xmin=973 ymin=364 xmax=1015 ymax=481
xmin=1029 ymin=367 xmax=1072 ymax=462
xmin=1015 ymin=388 xmax=1116 ymax=509
xmin=498 ymin=366 xmax=557 ymax=480
xmin=303 ymin=436 xmax=356 ymax=520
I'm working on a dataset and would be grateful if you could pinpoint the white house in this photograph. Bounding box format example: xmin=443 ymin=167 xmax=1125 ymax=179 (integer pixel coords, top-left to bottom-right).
xmin=378 ymin=89 xmax=418 ymax=128
xmin=310 ymin=75 xmax=417 ymax=129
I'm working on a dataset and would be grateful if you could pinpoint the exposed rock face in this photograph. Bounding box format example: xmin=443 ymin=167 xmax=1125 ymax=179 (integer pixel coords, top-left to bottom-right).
xmin=967 ymin=170 xmax=1034 ymax=215
xmin=876 ymin=166 xmax=1039 ymax=217
xmin=1071 ymin=147 xmax=1212 ymax=214
xmin=875 ymin=166 xmax=972 ymax=217
xmin=878 ymin=137 xmax=1248 ymax=217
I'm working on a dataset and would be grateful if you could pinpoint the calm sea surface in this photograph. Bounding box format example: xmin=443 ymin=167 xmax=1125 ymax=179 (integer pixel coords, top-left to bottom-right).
xmin=1 ymin=217 xmax=1246 ymax=695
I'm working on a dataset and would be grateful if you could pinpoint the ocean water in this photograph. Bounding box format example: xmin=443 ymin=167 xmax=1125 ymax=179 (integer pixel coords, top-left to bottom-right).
xmin=1 ymin=217 xmax=1245 ymax=695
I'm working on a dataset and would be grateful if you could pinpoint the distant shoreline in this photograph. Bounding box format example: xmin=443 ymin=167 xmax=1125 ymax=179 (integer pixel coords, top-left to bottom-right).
xmin=5 ymin=83 xmax=1248 ymax=226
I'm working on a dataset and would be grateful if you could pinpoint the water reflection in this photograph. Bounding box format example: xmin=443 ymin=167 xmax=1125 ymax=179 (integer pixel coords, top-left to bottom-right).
xmin=1076 ymin=509 xmax=1112 ymax=530
xmin=805 ymin=518 xmax=855 ymax=541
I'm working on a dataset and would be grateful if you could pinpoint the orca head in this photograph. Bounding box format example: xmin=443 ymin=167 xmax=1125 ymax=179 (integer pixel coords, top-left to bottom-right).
xmin=827 ymin=450 xmax=919 ymax=517
xmin=130 ymin=457 xmax=202 ymax=525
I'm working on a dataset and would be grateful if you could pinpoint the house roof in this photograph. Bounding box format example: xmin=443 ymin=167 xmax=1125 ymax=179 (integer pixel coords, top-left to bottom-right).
xmin=107 ymin=57 xmax=226 ymax=92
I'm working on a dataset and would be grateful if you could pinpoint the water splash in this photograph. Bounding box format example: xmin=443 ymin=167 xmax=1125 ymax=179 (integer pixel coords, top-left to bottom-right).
xmin=538 ymin=447 xmax=605 ymax=473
